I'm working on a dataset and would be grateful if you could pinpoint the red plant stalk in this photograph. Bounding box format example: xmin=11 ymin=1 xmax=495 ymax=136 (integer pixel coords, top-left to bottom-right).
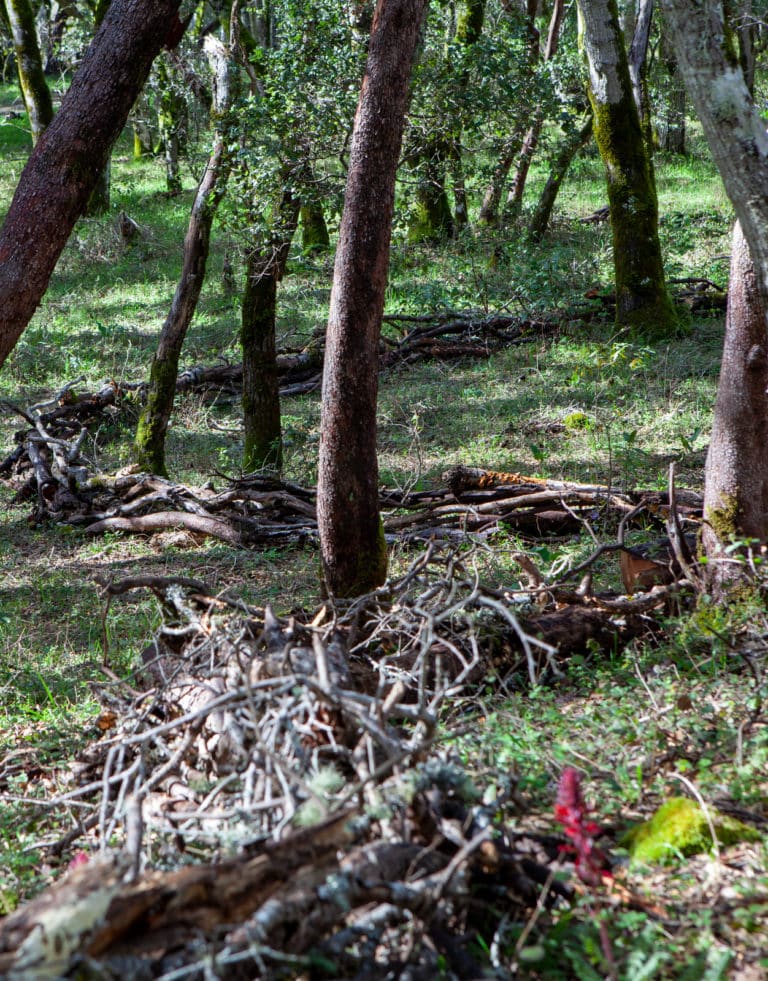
xmin=555 ymin=767 xmax=616 ymax=977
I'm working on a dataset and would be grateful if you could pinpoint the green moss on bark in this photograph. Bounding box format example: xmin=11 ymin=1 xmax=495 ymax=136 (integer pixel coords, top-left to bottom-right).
xmin=590 ymin=96 xmax=678 ymax=338
xmin=300 ymin=203 xmax=330 ymax=253
xmin=134 ymin=352 xmax=182 ymax=476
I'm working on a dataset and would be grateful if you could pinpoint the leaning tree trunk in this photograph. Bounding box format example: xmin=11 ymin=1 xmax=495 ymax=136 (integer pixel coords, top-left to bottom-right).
xmin=135 ymin=35 xmax=234 ymax=477
xmin=528 ymin=112 xmax=593 ymax=242
xmin=701 ymin=222 xmax=768 ymax=593
xmin=0 ymin=0 xmax=183 ymax=370
xmin=577 ymin=0 xmax=677 ymax=338
xmin=85 ymin=0 xmax=113 ymax=215
xmin=5 ymin=0 xmax=54 ymax=145
xmin=318 ymin=0 xmax=429 ymax=598
xmin=506 ymin=0 xmax=565 ymax=218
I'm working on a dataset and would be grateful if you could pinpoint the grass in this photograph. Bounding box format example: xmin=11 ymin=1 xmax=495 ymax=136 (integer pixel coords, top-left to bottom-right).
xmin=2 ymin=109 xmax=766 ymax=974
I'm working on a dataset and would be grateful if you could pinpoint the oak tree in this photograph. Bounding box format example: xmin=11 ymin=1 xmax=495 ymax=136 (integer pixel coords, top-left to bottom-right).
xmin=317 ymin=0 xmax=429 ymax=597
xmin=0 ymin=0 xmax=184 ymax=370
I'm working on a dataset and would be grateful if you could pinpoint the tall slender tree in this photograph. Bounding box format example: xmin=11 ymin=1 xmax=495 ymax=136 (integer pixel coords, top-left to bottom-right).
xmin=0 ymin=0 xmax=183 ymax=370
xmin=135 ymin=32 xmax=235 ymax=476
xmin=318 ymin=0 xmax=429 ymax=597
xmin=4 ymin=0 xmax=54 ymax=145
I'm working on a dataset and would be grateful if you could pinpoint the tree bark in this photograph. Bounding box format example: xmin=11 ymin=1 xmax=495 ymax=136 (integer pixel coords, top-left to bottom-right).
xmin=318 ymin=0 xmax=429 ymax=597
xmin=701 ymin=222 xmax=768 ymax=592
xmin=506 ymin=0 xmax=565 ymax=217
xmin=627 ymin=0 xmax=655 ymax=147
xmin=658 ymin=33 xmax=686 ymax=153
xmin=134 ymin=35 xmax=234 ymax=477
xmin=661 ymin=0 xmax=768 ymax=585
xmin=0 ymin=0 xmax=183 ymax=371
xmin=577 ymin=0 xmax=677 ymax=337
xmin=659 ymin=0 xmax=768 ymax=315
xmin=528 ymin=112 xmax=593 ymax=242
xmin=241 ymin=188 xmax=300 ymax=473
xmin=5 ymin=0 xmax=54 ymax=145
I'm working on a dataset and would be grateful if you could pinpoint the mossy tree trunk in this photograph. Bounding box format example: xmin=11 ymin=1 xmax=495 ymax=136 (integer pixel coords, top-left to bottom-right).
xmin=5 ymin=0 xmax=54 ymax=145
xmin=300 ymin=200 xmax=330 ymax=253
xmin=318 ymin=0 xmax=428 ymax=598
xmin=241 ymin=188 xmax=300 ymax=473
xmin=701 ymin=222 xmax=768 ymax=593
xmin=577 ymin=0 xmax=677 ymax=338
xmin=408 ymin=138 xmax=454 ymax=243
xmin=0 ymin=0 xmax=183 ymax=370
xmin=135 ymin=35 xmax=234 ymax=476
xmin=528 ymin=112 xmax=593 ymax=242
xmin=448 ymin=0 xmax=485 ymax=230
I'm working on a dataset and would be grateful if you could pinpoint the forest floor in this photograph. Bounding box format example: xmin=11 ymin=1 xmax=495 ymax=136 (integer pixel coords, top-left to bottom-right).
xmin=1 ymin=92 xmax=767 ymax=979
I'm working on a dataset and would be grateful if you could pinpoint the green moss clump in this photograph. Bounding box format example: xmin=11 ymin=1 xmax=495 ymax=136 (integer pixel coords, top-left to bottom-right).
xmin=563 ymin=411 xmax=591 ymax=431
xmin=623 ymin=797 xmax=762 ymax=865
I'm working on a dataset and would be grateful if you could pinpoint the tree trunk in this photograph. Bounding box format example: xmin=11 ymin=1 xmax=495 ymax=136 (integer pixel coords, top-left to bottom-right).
xmin=658 ymin=36 xmax=686 ymax=154
xmin=157 ymin=52 xmax=185 ymax=196
xmin=661 ymin=0 xmax=768 ymax=586
xmin=701 ymin=222 xmax=768 ymax=592
xmin=318 ymin=0 xmax=429 ymax=597
xmin=134 ymin=35 xmax=234 ymax=477
xmin=241 ymin=189 xmax=300 ymax=473
xmin=660 ymin=0 xmax=768 ymax=317
xmin=301 ymin=200 xmax=330 ymax=253
xmin=85 ymin=0 xmax=112 ymax=215
xmin=448 ymin=0 xmax=485 ymax=230
xmin=5 ymin=0 xmax=54 ymax=145
xmin=506 ymin=0 xmax=565 ymax=217
xmin=577 ymin=0 xmax=677 ymax=337
xmin=0 ymin=0 xmax=183 ymax=371
xmin=408 ymin=138 xmax=454 ymax=243
xmin=627 ymin=0 xmax=655 ymax=148
xmin=528 ymin=112 xmax=593 ymax=242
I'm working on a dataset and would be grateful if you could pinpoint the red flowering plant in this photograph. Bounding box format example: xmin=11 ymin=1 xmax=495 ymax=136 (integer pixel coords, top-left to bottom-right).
xmin=554 ymin=766 xmax=612 ymax=885
xmin=555 ymin=767 xmax=617 ymax=976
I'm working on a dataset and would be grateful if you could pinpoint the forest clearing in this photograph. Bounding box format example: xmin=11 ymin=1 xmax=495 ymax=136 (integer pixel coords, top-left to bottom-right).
xmin=1 ymin=1 xmax=768 ymax=978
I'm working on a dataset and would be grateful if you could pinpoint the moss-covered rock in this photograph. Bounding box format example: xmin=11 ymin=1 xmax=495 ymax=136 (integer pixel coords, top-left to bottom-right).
xmin=622 ymin=797 xmax=762 ymax=865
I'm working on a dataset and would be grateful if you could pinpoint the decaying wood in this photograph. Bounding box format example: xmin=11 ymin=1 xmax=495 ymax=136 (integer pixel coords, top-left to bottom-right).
xmin=1 ymin=552 xmax=590 ymax=978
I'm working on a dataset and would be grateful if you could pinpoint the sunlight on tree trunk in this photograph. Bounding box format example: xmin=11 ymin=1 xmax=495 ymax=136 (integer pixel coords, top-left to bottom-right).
xmin=318 ymin=0 xmax=429 ymax=597
xmin=662 ymin=0 xmax=768 ymax=587
xmin=701 ymin=222 xmax=768 ymax=593
xmin=0 ymin=0 xmax=183 ymax=370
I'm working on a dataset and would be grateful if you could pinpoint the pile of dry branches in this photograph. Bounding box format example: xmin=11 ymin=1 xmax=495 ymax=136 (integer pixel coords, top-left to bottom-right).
xmin=1 ymin=550 xmax=584 ymax=979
